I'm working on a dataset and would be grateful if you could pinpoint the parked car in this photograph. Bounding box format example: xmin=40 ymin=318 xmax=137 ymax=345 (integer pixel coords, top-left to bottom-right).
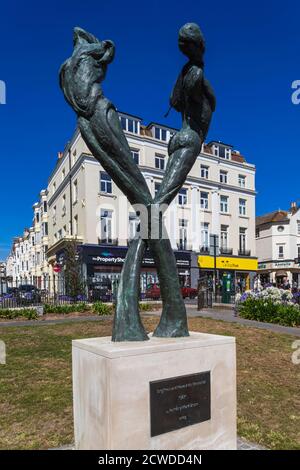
xmin=145 ymin=284 xmax=197 ymax=300
xmin=145 ymin=283 xmax=161 ymax=300
xmin=181 ymin=286 xmax=198 ymax=299
xmin=17 ymin=285 xmax=41 ymax=305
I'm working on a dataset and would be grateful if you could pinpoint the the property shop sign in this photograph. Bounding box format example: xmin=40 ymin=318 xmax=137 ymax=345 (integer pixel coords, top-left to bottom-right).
xmin=82 ymin=245 xmax=191 ymax=268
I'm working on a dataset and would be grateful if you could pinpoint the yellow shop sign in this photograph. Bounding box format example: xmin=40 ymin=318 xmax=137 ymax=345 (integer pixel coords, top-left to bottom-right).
xmin=198 ymin=255 xmax=258 ymax=271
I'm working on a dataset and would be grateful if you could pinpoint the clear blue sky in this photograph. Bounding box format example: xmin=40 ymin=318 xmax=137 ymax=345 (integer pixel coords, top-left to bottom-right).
xmin=0 ymin=0 xmax=299 ymax=259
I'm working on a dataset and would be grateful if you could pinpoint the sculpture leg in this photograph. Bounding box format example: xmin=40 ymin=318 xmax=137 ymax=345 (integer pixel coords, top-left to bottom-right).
xmin=148 ymin=238 xmax=189 ymax=337
xmin=112 ymin=237 xmax=149 ymax=341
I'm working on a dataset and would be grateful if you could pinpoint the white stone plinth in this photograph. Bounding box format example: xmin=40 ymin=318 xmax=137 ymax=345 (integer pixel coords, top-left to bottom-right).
xmin=72 ymin=332 xmax=236 ymax=450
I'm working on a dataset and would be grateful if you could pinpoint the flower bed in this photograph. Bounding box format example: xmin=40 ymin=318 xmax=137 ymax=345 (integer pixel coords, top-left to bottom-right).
xmin=235 ymin=287 xmax=300 ymax=326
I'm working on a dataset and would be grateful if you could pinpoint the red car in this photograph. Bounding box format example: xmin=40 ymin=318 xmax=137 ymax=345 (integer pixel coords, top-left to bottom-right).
xmin=145 ymin=284 xmax=197 ymax=300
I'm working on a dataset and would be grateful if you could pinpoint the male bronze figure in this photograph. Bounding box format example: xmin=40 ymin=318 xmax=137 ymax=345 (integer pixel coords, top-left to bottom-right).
xmin=59 ymin=23 xmax=215 ymax=341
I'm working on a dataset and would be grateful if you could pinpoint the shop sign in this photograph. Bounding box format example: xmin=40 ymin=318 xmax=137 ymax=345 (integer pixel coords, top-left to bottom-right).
xmin=273 ymin=261 xmax=292 ymax=268
xmin=85 ymin=246 xmax=191 ymax=268
xmin=198 ymin=255 xmax=258 ymax=271
xmin=258 ymin=263 xmax=267 ymax=269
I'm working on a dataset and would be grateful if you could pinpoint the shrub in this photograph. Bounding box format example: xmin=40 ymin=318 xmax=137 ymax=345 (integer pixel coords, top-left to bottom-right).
xmin=43 ymin=303 xmax=90 ymax=314
xmin=139 ymin=303 xmax=153 ymax=311
xmin=92 ymin=302 xmax=113 ymax=316
xmin=236 ymin=296 xmax=300 ymax=326
xmin=0 ymin=308 xmax=38 ymax=320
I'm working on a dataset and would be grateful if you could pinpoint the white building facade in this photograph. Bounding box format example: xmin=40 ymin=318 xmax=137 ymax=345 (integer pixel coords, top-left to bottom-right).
xmin=8 ymin=191 xmax=49 ymax=288
xmin=45 ymin=112 xmax=257 ymax=294
xmin=256 ymin=204 xmax=300 ymax=287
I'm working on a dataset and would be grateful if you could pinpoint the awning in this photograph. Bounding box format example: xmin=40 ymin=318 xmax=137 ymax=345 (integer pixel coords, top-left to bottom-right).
xmin=275 ymin=271 xmax=288 ymax=276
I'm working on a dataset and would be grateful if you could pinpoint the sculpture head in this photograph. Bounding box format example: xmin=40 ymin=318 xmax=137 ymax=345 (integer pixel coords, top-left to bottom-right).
xmin=178 ymin=23 xmax=205 ymax=63
xmin=59 ymin=27 xmax=115 ymax=118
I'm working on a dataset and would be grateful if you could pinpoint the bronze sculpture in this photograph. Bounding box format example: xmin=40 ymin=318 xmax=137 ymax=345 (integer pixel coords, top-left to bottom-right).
xmin=59 ymin=23 xmax=215 ymax=341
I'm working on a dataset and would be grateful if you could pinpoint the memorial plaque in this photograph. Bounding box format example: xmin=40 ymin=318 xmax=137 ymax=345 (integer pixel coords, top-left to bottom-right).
xmin=150 ymin=371 xmax=211 ymax=437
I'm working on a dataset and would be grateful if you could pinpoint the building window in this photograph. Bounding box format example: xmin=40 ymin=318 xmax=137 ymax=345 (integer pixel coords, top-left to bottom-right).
xmin=36 ymin=212 xmax=40 ymax=223
xmin=58 ymin=229 xmax=62 ymax=240
xmin=297 ymin=245 xmax=300 ymax=259
xmin=43 ymin=201 xmax=47 ymax=213
xmin=200 ymin=165 xmax=209 ymax=179
xmin=239 ymin=228 xmax=247 ymax=253
xmin=43 ymin=222 xmax=48 ymax=236
xmin=220 ymin=170 xmax=228 ymax=184
xmin=129 ymin=212 xmax=140 ymax=240
xmin=100 ymin=172 xmax=112 ymax=194
xmin=178 ymin=188 xmax=187 ymax=205
xmin=225 ymin=148 xmax=231 ymax=159
xmin=220 ymin=195 xmax=229 ymax=213
xmin=201 ymin=222 xmax=209 ymax=250
xmin=100 ymin=209 xmax=113 ymax=243
xmin=154 ymin=182 xmax=161 ymax=196
xmin=74 ymin=215 xmax=78 ymax=236
xmin=213 ymin=145 xmax=219 ymax=157
xmin=297 ymin=221 xmax=300 ymax=235
xmin=239 ymin=198 xmax=246 ymax=216
xmin=238 ymin=174 xmax=246 ymax=188
xmin=53 ymin=181 xmax=56 ymax=195
xmin=154 ymin=127 xmax=167 ymax=141
xmin=219 ymin=146 xmax=230 ymax=159
xmin=220 ymin=225 xmax=228 ymax=249
xmin=256 ymin=228 xmax=260 ymax=238
xmin=278 ymin=245 xmax=284 ymax=259
xmin=62 ymin=194 xmax=66 ymax=214
xmin=62 ymin=168 xmax=65 ymax=182
xmin=179 ymin=219 xmax=188 ymax=250
xmin=200 ymin=192 xmax=209 ymax=210
xmin=120 ymin=116 xmax=139 ymax=134
xmin=53 ymin=206 xmax=56 ymax=224
xmin=131 ymin=149 xmax=139 ymax=165
xmin=73 ymin=180 xmax=78 ymax=202
xmin=155 ymin=154 xmax=165 ymax=170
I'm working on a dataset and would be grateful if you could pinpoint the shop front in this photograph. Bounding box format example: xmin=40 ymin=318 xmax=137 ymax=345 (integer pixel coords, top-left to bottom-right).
xmin=258 ymin=260 xmax=300 ymax=288
xmin=80 ymin=244 xmax=192 ymax=297
xmin=198 ymin=255 xmax=258 ymax=300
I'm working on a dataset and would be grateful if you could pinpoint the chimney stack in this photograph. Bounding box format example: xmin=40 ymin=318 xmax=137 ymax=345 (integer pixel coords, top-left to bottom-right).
xmin=291 ymin=201 xmax=298 ymax=214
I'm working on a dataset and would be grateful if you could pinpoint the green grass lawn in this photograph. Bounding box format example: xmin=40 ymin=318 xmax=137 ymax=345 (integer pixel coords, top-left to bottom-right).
xmin=0 ymin=316 xmax=299 ymax=449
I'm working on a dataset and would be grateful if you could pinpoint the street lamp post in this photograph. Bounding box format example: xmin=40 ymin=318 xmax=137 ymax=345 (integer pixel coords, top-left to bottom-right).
xmin=210 ymin=234 xmax=219 ymax=302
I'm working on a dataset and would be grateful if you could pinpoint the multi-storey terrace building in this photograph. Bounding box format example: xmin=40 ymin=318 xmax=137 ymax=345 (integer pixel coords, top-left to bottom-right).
xmin=46 ymin=112 xmax=257 ymax=294
xmin=256 ymin=203 xmax=300 ymax=287
xmin=8 ymin=191 xmax=50 ymax=288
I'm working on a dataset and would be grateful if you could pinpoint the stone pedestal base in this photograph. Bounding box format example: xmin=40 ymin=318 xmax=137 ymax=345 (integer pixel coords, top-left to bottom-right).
xmin=72 ymin=332 xmax=236 ymax=450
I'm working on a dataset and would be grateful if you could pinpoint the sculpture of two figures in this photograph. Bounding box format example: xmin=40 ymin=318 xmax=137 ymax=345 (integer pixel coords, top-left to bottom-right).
xmin=59 ymin=23 xmax=216 ymax=341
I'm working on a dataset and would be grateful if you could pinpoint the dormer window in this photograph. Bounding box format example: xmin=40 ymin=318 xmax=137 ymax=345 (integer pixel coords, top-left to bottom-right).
xmin=225 ymin=148 xmax=231 ymax=159
xmin=213 ymin=145 xmax=219 ymax=157
xmin=154 ymin=127 xmax=167 ymax=141
xmin=120 ymin=116 xmax=140 ymax=134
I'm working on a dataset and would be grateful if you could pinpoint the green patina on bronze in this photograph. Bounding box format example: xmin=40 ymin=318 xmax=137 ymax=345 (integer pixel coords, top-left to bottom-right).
xmin=59 ymin=23 xmax=215 ymax=341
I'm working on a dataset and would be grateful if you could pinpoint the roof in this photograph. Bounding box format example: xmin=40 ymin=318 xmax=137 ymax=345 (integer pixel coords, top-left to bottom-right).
xmin=207 ymin=140 xmax=233 ymax=148
xmin=256 ymin=210 xmax=289 ymax=226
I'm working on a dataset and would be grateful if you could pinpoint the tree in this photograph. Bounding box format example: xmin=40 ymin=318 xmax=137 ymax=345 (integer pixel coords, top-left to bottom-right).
xmin=63 ymin=240 xmax=84 ymax=300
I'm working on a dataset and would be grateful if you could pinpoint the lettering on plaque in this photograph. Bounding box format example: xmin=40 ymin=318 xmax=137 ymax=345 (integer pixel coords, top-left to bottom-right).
xmin=150 ymin=371 xmax=211 ymax=437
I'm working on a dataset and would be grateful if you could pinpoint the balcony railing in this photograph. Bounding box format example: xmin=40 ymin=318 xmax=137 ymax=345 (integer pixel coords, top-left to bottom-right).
xmin=220 ymin=247 xmax=233 ymax=255
xmin=98 ymin=238 xmax=118 ymax=246
xmin=177 ymin=242 xmax=192 ymax=251
xmin=238 ymin=249 xmax=251 ymax=257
